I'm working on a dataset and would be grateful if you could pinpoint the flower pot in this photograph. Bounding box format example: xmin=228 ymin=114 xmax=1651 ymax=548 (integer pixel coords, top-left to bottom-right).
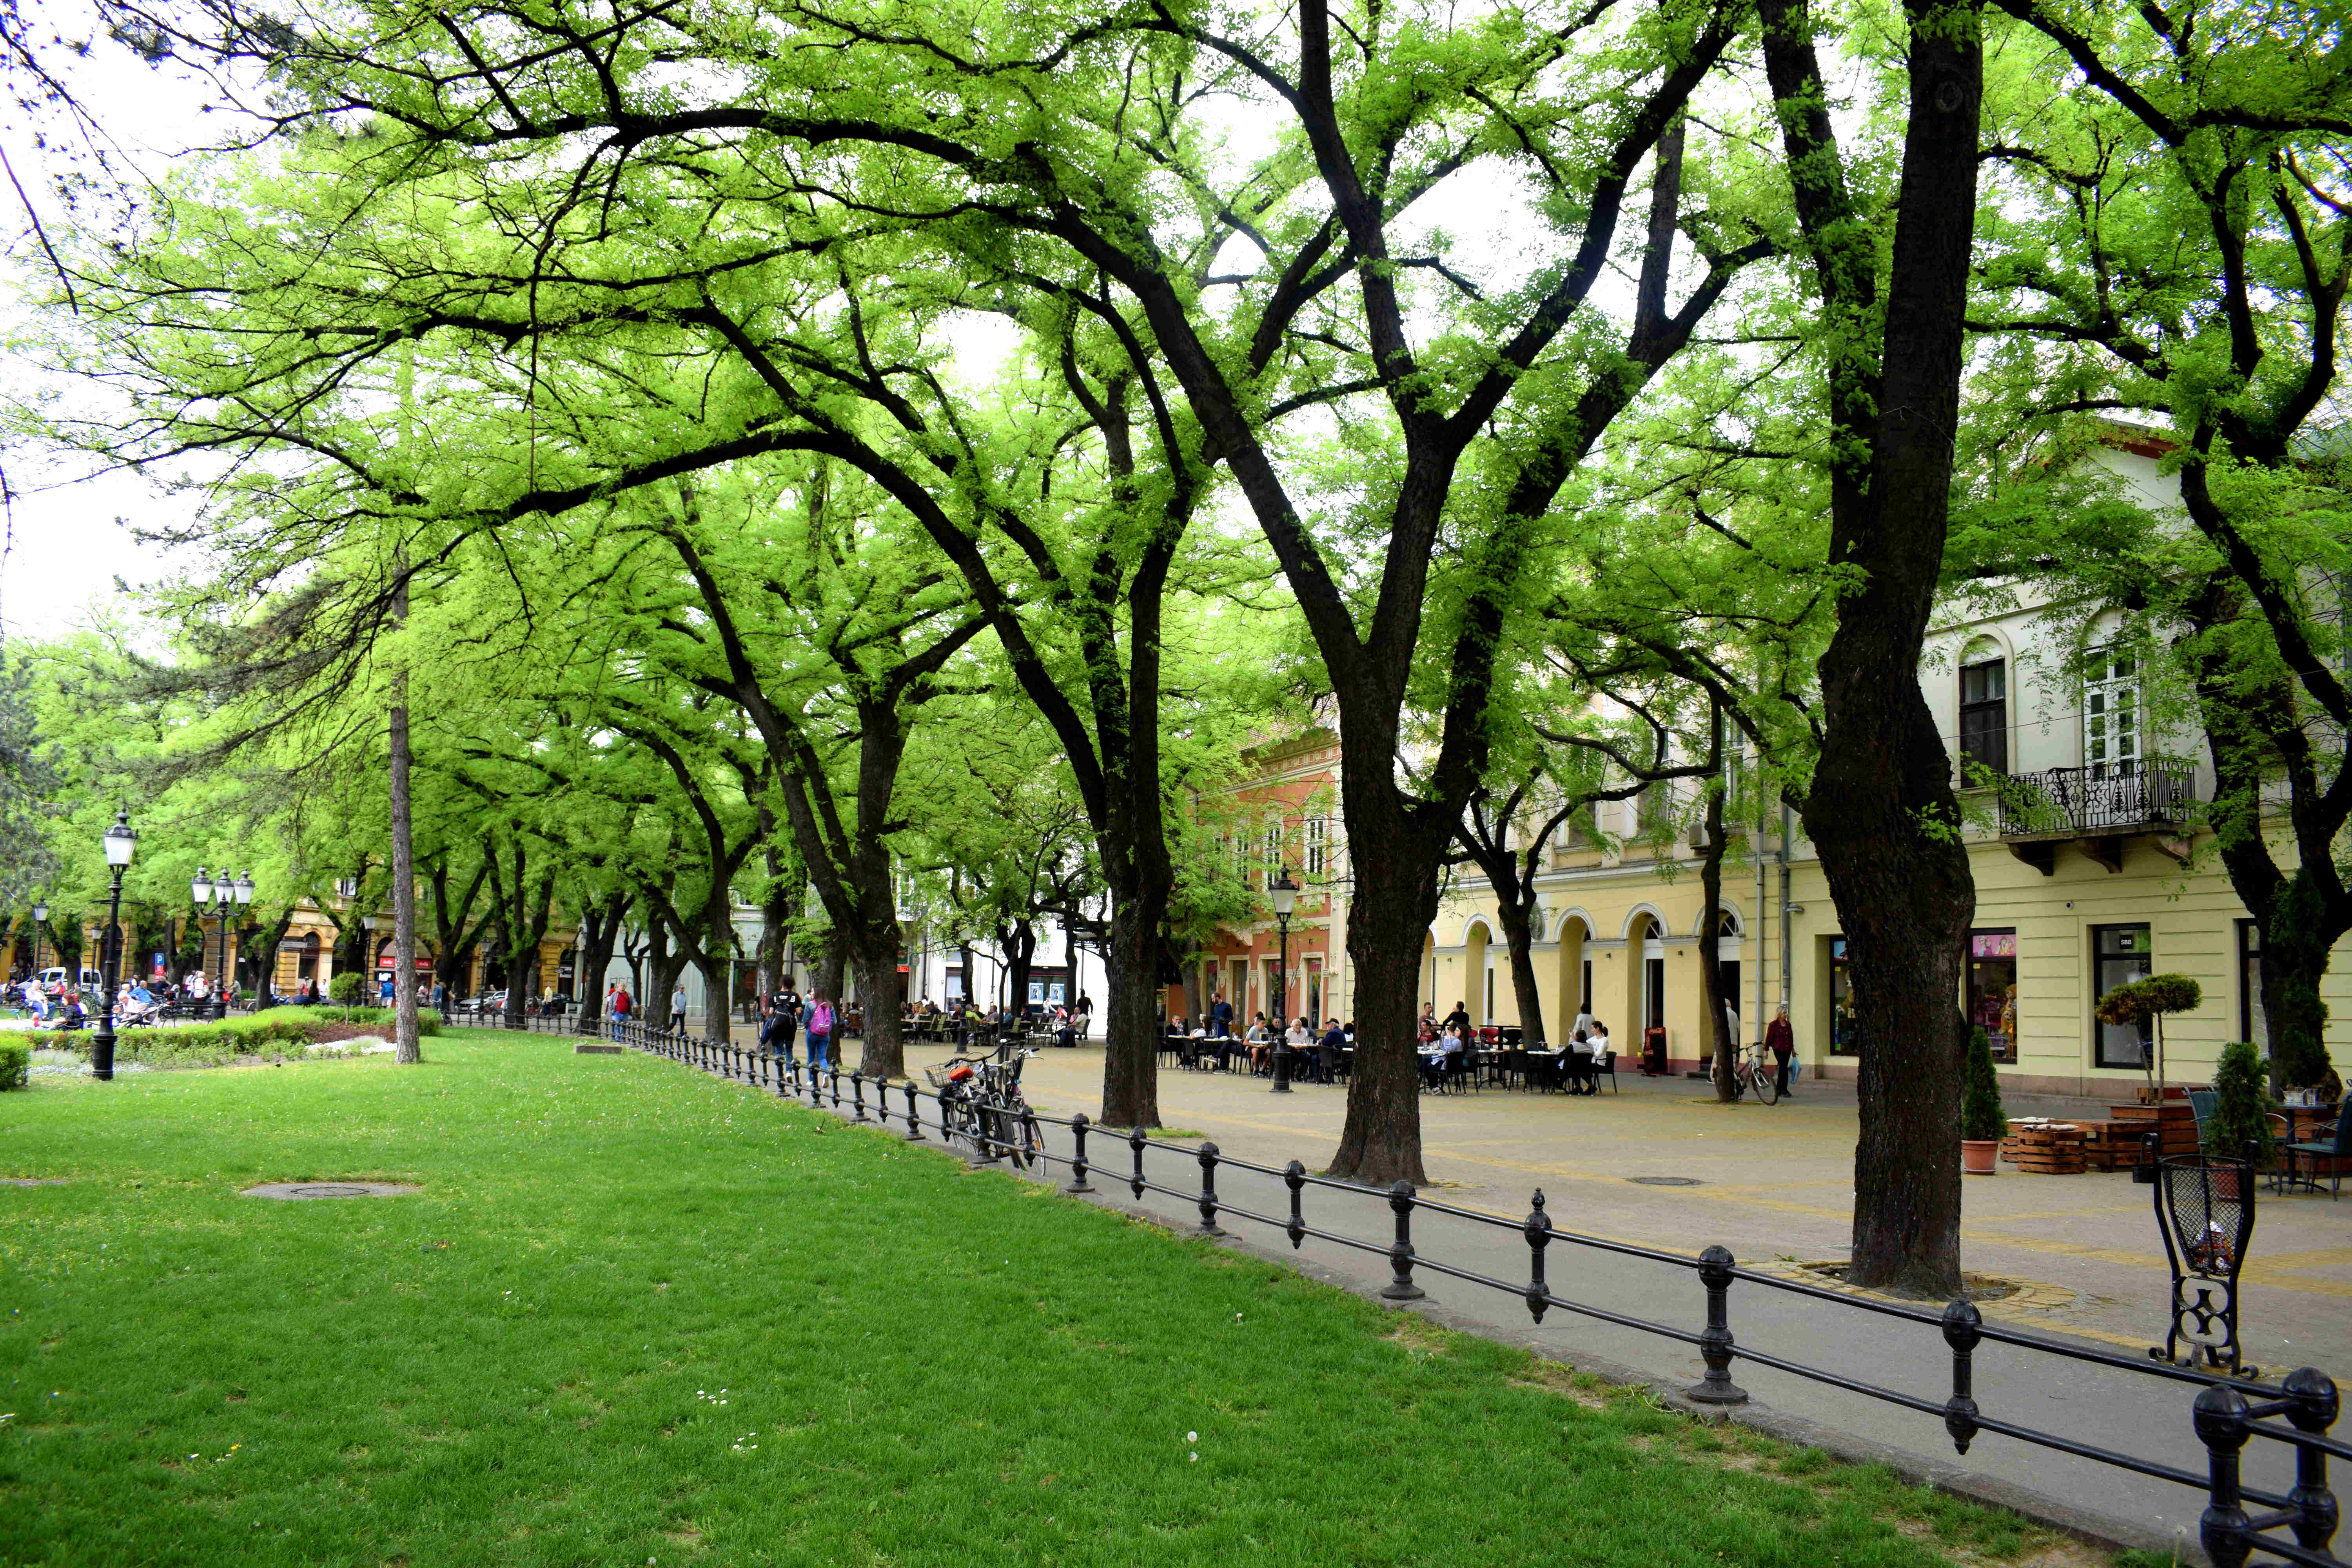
xmin=1962 ymin=1138 xmax=1999 ymax=1175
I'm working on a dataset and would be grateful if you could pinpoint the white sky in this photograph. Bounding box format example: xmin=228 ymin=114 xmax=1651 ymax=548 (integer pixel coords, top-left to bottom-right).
xmin=0 ymin=2 xmax=240 ymax=641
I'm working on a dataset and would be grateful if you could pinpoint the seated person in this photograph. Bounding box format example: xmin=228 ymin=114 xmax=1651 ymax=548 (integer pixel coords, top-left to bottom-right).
xmin=1316 ymin=1018 xmax=1346 ymax=1083
xmin=1245 ymin=1013 xmax=1272 ymax=1071
xmin=1582 ymin=1022 xmax=1612 ymax=1093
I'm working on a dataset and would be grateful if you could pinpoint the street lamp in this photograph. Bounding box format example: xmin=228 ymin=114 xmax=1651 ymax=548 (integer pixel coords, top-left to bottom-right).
xmin=227 ymin=871 xmax=252 ymax=1015
xmin=93 ymin=810 xmax=136 ymax=1081
xmin=1269 ymin=868 xmax=1299 ymax=1094
xmin=210 ymin=867 xmax=236 ymax=1018
xmin=28 ymin=898 xmax=47 ymax=978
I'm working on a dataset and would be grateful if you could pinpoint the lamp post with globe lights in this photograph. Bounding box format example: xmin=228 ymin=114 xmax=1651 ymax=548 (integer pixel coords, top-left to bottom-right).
xmin=229 ymin=870 xmax=254 ymax=1013
xmin=1269 ymin=869 xmax=1299 ymax=1094
xmin=28 ymin=898 xmax=47 ymax=981
xmin=93 ymin=811 xmax=137 ymax=1081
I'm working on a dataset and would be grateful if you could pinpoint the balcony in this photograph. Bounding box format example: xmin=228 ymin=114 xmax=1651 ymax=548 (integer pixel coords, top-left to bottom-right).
xmin=1994 ymin=760 xmax=2197 ymax=873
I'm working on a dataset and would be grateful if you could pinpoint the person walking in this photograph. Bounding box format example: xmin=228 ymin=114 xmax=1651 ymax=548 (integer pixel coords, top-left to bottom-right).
xmin=379 ymin=970 xmax=396 ymax=1005
xmin=760 ymin=989 xmax=800 ymax=1067
xmin=668 ymin=981 xmax=688 ymax=1035
xmin=610 ymin=983 xmax=633 ymax=1041
xmin=805 ymin=991 xmax=835 ymax=1073
xmin=1765 ymin=1004 xmax=1796 ymax=1098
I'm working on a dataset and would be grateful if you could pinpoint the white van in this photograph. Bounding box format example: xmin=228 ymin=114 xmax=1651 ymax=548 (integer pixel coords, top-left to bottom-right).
xmin=36 ymin=967 xmax=105 ymax=993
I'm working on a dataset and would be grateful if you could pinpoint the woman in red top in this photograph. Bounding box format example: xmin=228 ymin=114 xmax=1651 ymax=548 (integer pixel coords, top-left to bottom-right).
xmin=1764 ymin=1004 xmax=1795 ymax=1098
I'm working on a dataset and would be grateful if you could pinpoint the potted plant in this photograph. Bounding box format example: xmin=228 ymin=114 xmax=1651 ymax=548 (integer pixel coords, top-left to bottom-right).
xmin=2095 ymin=973 xmax=2202 ymax=1100
xmin=2204 ymin=1040 xmax=2274 ymax=1197
xmin=1961 ymin=1024 xmax=2007 ymax=1174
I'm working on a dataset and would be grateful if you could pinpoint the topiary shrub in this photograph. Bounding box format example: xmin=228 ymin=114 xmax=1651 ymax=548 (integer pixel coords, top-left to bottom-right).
xmin=0 ymin=1041 xmax=28 ymax=1090
xmin=1960 ymin=1025 xmax=2007 ymax=1142
xmin=2206 ymin=1040 xmax=2274 ymax=1166
xmin=2096 ymin=973 xmax=2202 ymax=1090
xmin=327 ymin=971 xmax=365 ymax=1005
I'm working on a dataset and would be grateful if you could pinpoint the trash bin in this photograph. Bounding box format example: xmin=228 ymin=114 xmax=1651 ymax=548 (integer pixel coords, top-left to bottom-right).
xmin=2149 ymin=1145 xmax=2258 ymax=1377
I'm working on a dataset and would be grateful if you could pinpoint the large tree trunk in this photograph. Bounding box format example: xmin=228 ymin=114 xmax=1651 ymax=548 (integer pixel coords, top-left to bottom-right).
xmin=1496 ymin=890 xmax=1548 ymax=1049
xmin=573 ymin=894 xmax=626 ymax=1029
xmin=389 ymin=693 xmax=422 ymax=1062
xmin=1765 ymin=0 xmax=1983 ymax=1297
xmin=1004 ymin=918 xmax=1037 ymax=1019
xmin=851 ymin=931 xmax=906 ymax=1080
xmin=1100 ymin=900 xmax=1164 ymax=1130
xmin=814 ymin=939 xmax=846 ymax=1011
xmin=1698 ymin=769 xmax=1735 ymax=1102
xmin=1327 ymin=802 xmax=1446 ymax=1187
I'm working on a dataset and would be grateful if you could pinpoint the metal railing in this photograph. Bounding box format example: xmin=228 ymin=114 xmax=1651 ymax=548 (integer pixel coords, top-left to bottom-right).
xmin=505 ymin=1011 xmax=2343 ymax=1568
xmin=1998 ymin=760 xmax=2198 ymax=837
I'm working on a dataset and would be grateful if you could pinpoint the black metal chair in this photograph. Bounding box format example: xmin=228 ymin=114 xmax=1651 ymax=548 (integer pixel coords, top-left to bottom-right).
xmin=1593 ymin=1049 xmax=1619 ymax=1094
xmin=2282 ymin=1114 xmax=2350 ymax=1199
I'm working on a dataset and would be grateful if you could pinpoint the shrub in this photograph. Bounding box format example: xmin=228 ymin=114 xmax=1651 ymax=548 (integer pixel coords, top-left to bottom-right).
xmin=2206 ymin=1040 xmax=2274 ymax=1165
xmin=1960 ymin=1025 xmax=2007 ymax=1142
xmin=0 ymin=1040 xmax=27 ymax=1090
xmin=2093 ymin=973 xmax=2202 ymax=1026
xmin=327 ymin=972 xmax=365 ymax=1005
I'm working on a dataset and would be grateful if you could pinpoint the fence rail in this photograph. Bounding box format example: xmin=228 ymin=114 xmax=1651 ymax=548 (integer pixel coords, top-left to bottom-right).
xmin=495 ymin=1011 xmax=2340 ymax=1568
xmin=1997 ymin=760 xmax=2198 ymax=837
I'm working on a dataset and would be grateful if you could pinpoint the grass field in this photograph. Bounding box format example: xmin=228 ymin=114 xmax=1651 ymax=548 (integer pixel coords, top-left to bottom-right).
xmin=0 ymin=1033 xmax=2139 ymax=1567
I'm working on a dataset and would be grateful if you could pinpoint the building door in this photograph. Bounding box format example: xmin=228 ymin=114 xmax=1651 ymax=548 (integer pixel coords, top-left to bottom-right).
xmin=1828 ymin=937 xmax=1858 ymax=1055
xmin=2093 ymin=923 xmax=2153 ymax=1069
xmin=1717 ymin=960 xmax=1741 ymax=1040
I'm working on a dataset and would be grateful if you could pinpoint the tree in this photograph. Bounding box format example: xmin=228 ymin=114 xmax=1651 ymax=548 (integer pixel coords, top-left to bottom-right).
xmin=1749 ymin=0 xmax=1989 ymax=1294
xmin=1963 ymin=1 xmax=2352 ymax=1092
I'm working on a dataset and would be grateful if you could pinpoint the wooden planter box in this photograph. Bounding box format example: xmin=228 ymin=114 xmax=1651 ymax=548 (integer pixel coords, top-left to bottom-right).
xmin=2000 ymin=1120 xmax=2087 ymax=1174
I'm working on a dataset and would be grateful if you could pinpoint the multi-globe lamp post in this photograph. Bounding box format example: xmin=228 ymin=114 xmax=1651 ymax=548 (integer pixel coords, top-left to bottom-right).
xmin=28 ymin=897 xmax=47 ymax=978
xmin=92 ymin=809 xmax=137 ymax=1082
xmin=190 ymin=864 xmax=253 ymax=1020
xmin=1269 ymin=867 xmax=1299 ymax=1094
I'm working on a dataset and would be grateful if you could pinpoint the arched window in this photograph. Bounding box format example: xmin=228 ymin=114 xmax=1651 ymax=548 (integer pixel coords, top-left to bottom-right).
xmin=1958 ymin=636 xmax=2007 ymax=777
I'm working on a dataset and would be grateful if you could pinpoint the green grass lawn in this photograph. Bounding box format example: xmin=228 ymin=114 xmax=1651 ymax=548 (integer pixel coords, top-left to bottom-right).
xmin=0 ymin=1033 xmax=2127 ymax=1567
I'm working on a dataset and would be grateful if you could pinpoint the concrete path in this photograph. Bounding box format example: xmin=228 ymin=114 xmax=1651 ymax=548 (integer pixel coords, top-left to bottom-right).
xmin=837 ymin=1040 xmax=2351 ymax=1557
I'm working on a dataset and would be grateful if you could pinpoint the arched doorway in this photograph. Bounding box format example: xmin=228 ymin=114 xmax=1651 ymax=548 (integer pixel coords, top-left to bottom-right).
xmin=1554 ymin=914 xmax=1590 ymax=1038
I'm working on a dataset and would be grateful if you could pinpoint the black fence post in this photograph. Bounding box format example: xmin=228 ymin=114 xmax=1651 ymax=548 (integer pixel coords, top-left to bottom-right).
xmin=2196 ymin=1382 xmax=2255 ymax=1568
xmin=1129 ymin=1126 xmax=1148 ymax=1199
xmin=1067 ymin=1112 xmax=1094 ymax=1194
xmin=902 ymin=1080 xmax=925 ymax=1141
xmin=850 ymin=1071 xmax=869 ymax=1122
xmin=828 ymin=1063 xmax=842 ymax=1110
xmin=1941 ymin=1300 xmax=1982 ymax=1454
xmin=1523 ymin=1190 xmax=1552 ymax=1322
xmin=1284 ymin=1160 xmax=1307 ymax=1249
xmin=1380 ymin=1181 xmax=1425 ymax=1302
xmin=1196 ymin=1142 xmax=1225 ymax=1236
xmin=2284 ymin=1367 xmax=2341 ymax=1555
xmin=1688 ymin=1245 xmax=1748 ymax=1405
xmin=808 ymin=1061 xmax=824 ymax=1109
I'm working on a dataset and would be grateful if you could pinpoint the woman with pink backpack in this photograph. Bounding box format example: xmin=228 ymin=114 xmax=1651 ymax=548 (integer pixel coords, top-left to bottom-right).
xmin=805 ymin=991 xmax=835 ymax=1072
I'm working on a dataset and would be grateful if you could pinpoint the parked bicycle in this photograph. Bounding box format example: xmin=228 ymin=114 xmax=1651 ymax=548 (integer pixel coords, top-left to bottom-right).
xmin=1713 ymin=1039 xmax=1780 ymax=1105
xmin=923 ymin=1045 xmax=1042 ymax=1169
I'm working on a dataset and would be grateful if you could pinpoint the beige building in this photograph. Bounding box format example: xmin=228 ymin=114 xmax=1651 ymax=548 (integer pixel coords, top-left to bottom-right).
xmin=1428 ymin=435 xmax=2350 ymax=1096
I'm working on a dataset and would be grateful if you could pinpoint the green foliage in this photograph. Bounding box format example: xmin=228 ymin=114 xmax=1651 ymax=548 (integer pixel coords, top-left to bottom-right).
xmin=2206 ymin=1042 xmax=2274 ymax=1165
xmin=327 ymin=972 xmax=365 ymax=1005
xmin=2094 ymin=974 xmax=2201 ymax=1027
xmin=1960 ymin=1027 xmax=2007 ymax=1143
xmin=0 ymin=1039 xmax=27 ymax=1090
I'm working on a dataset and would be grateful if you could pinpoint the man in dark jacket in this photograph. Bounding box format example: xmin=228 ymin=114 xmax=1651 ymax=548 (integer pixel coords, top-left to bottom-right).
xmin=761 ymin=992 xmax=800 ymax=1066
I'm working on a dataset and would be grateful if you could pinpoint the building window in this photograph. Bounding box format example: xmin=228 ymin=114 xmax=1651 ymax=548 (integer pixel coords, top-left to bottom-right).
xmin=1967 ymin=929 xmax=2018 ymax=1063
xmin=2238 ymin=920 xmax=2265 ymax=1048
xmin=335 ymin=877 xmax=358 ymax=898
xmin=2093 ymin=923 xmax=2153 ymax=1069
xmin=1262 ymin=825 xmax=1283 ymax=887
xmin=1828 ymin=937 xmax=1858 ymax=1055
xmin=1958 ymin=650 xmax=2008 ymax=778
xmin=2083 ymin=644 xmax=2141 ymax=776
xmin=1304 ymin=816 xmax=1328 ymax=877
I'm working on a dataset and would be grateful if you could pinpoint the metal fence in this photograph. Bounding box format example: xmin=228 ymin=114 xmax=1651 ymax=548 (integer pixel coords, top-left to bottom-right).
xmin=505 ymin=1013 xmax=2343 ymax=1568
xmin=1997 ymin=760 xmax=2198 ymax=837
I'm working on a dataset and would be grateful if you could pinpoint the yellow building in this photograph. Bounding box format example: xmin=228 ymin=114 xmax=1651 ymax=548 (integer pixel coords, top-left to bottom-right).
xmin=1429 ymin=435 xmax=2351 ymax=1096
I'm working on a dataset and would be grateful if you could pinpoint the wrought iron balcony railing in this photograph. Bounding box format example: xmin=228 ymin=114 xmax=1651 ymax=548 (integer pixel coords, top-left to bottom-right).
xmin=1996 ymin=760 xmax=2198 ymax=838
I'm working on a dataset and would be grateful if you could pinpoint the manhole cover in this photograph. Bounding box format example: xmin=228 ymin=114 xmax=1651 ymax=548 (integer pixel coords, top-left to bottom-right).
xmin=241 ymin=1182 xmax=419 ymax=1200
xmin=1629 ymin=1176 xmax=1703 ymax=1187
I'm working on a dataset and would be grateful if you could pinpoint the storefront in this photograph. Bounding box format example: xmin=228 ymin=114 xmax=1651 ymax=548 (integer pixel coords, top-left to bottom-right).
xmin=1967 ymin=929 xmax=2018 ymax=1062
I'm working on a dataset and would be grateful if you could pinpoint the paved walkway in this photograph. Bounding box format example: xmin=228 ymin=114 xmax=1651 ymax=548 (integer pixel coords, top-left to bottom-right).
xmin=858 ymin=1040 xmax=2350 ymax=1555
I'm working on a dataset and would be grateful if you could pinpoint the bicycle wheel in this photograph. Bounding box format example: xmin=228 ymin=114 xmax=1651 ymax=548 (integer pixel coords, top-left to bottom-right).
xmin=1749 ymin=1061 xmax=1779 ymax=1105
xmin=1008 ymin=1109 xmax=1042 ymax=1171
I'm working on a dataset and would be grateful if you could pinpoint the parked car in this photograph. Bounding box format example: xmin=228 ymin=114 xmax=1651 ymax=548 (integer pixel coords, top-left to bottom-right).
xmin=37 ymin=967 xmax=105 ymax=995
